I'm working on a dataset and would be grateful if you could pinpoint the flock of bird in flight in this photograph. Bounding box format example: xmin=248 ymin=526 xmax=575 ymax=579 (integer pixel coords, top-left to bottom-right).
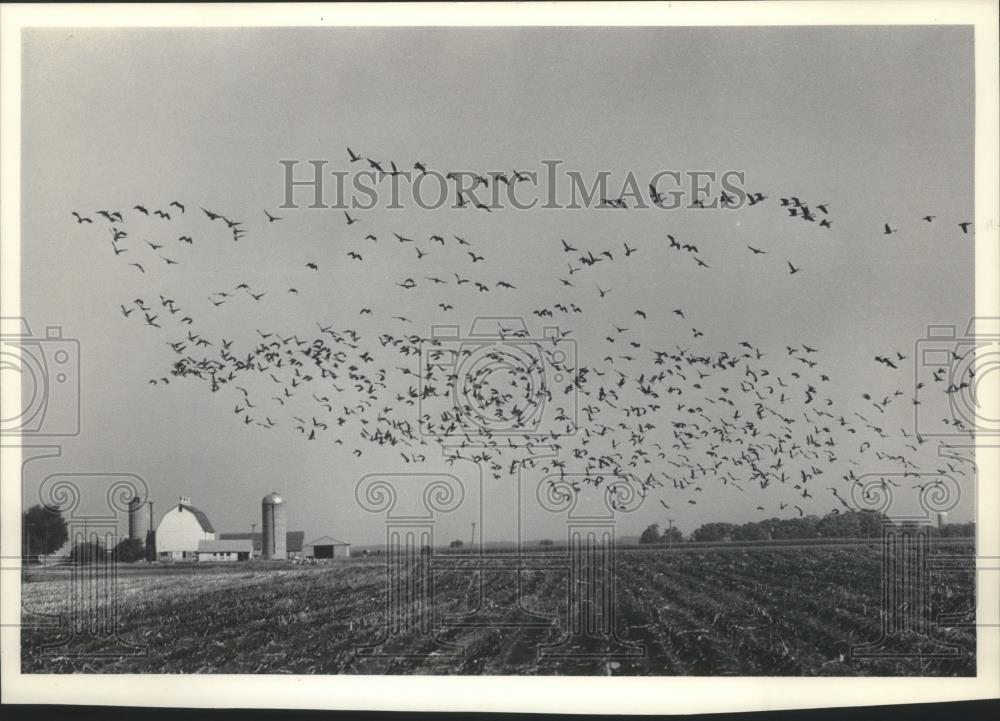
xmin=70 ymin=146 xmax=976 ymax=517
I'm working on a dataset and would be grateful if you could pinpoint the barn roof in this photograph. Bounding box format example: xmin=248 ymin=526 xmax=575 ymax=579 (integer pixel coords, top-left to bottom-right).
xmin=305 ymin=536 xmax=351 ymax=546
xmin=197 ymin=539 xmax=251 ymax=553
xmin=219 ymin=531 xmax=305 ymax=553
xmin=179 ymin=504 xmax=215 ymax=533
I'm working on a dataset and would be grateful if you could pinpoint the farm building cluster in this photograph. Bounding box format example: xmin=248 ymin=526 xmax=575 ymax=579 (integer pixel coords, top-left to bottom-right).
xmin=127 ymin=492 xmax=350 ymax=562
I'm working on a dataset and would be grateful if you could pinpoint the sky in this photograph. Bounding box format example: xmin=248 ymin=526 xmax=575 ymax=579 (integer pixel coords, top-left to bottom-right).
xmin=16 ymin=26 xmax=975 ymax=546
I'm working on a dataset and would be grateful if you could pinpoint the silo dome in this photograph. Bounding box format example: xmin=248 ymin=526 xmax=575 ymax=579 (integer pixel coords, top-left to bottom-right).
xmin=263 ymin=492 xmax=284 ymax=505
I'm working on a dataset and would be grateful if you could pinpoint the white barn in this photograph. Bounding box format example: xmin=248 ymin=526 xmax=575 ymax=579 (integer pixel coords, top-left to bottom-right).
xmin=156 ymin=496 xmax=216 ymax=561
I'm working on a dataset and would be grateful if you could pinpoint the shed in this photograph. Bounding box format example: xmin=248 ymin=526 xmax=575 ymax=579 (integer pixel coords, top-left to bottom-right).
xmin=218 ymin=531 xmax=305 ymax=558
xmin=303 ymin=536 xmax=351 ymax=559
xmin=197 ymin=539 xmax=252 ymax=562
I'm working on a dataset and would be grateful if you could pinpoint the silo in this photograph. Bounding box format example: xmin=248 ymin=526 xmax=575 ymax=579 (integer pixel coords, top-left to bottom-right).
xmin=261 ymin=492 xmax=287 ymax=560
xmin=128 ymin=497 xmax=152 ymax=542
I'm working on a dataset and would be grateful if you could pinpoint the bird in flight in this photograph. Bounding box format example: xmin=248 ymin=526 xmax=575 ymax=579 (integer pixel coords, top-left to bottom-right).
xmin=883 ymin=223 xmax=897 ymax=235
xmin=747 ymin=245 xmax=767 ymax=255
xmin=169 ymin=201 xmax=185 ymax=213
xmin=72 ymin=212 xmax=92 ymax=223
xmin=875 ymin=355 xmax=898 ymax=369
xmin=787 ymin=261 xmax=801 ymax=275
xmin=264 ymin=210 xmax=283 ymax=223
xmin=958 ymin=222 xmax=972 ymax=234
xmin=306 ymin=262 xmax=318 ymax=270
xmin=347 ymin=147 xmax=361 ymax=163
xmin=344 ymin=211 xmax=358 ymax=225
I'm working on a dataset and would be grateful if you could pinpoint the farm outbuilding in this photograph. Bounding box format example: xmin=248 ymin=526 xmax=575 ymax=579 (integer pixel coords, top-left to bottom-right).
xmin=155 ymin=497 xmax=216 ymax=561
xmin=218 ymin=531 xmax=305 ymax=559
xmin=303 ymin=536 xmax=351 ymax=559
xmin=197 ymin=539 xmax=252 ymax=562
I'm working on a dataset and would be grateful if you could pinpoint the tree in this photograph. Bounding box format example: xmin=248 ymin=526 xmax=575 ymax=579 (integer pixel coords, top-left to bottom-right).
xmin=768 ymin=515 xmax=820 ymax=540
xmin=114 ymin=537 xmax=147 ymax=562
xmin=940 ymin=522 xmax=975 ymax=538
xmin=857 ymin=509 xmax=886 ymax=539
xmin=639 ymin=523 xmax=661 ymax=545
xmin=818 ymin=510 xmax=862 ymax=538
xmin=661 ymin=526 xmax=683 ymax=544
xmin=22 ymin=504 xmax=68 ymax=563
xmin=538 ymin=539 xmax=554 ymax=546
xmin=692 ymin=522 xmax=735 ymax=542
xmin=70 ymin=539 xmax=106 ymax=565
xmin=732 ymin=521 xmax=769 ymax=541
xmin=449 ymin=539 xmax=464 ymax=548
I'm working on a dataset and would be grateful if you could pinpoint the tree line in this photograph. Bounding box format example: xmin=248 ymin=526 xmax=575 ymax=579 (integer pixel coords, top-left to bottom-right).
xmin=22 ymin=504 xmax=147 ymax=564
xmin=640 ymin=509 xmax=975 ymax=544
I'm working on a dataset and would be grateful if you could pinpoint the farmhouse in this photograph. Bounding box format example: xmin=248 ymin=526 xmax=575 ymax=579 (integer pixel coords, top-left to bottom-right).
xmin=155 ymin=496 xmax=215 ymax=561
xmin=197 ymin=539 xmax=252 ymax=562
xmin=303 ymin=536 xmax=351 ymax=559
xmin=218 ymin=531 xmax=305 ymax=559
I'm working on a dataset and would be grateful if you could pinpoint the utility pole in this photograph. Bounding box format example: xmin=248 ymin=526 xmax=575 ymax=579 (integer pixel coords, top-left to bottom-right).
xmin=470 ymin=521 xmax=476 ymax=550
xmin=251 ymin=522 xmax=257 ymax=558
xmin=667 ymin=519 xmax=675 ymax=552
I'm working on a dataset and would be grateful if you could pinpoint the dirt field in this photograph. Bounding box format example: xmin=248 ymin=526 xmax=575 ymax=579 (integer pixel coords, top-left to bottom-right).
xmin=20 ymin=544 xmax=976 ymax=675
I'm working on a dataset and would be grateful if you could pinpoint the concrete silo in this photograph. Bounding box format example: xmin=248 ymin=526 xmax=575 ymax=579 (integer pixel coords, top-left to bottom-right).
xmin=261 ymin=492 xmax=287 ymax=560
xmin=128 ymin=497 xmax=156 ymax=561
xmin=128 ymin=497 xmax=152 ymax=541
